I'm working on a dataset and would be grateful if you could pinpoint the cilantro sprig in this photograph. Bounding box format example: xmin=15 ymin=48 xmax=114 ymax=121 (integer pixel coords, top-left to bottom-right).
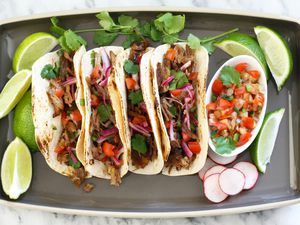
xmin=131 ymin=134 xmax=147 ymax=154
xmin=50 ymin=12 xmax=239 ymax=54
xmin=220 ymin=66 xmax=241 ymax=86
xmin=213 ymin=136 xmax=235 ymax=155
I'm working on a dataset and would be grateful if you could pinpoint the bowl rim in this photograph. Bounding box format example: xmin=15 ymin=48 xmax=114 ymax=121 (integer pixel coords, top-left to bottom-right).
xmin=205 ymin=55 xmax=268 ymax=157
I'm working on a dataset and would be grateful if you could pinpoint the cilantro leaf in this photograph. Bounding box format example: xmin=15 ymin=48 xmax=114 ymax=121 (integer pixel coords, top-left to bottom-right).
xmin=96 ymin=12 xmax=116 ymax=30
xmin=63 ymin=30 xmax=87 ymax=52
xmin=131 ymin=134 xmax=147 ymax=154
xmin=69 ymin=156 xmax=81 ymax=169
xmin=93 ymin=30 xmax=118 ymax=46
xmin=122 ymin=33 xmax=142 ymax=48
xmin=124 ymin=60 xmax=139 ymax=74
xmin=220 ymin=66 xmax=240 ymax=86
xmin=50 ymin=17 xmax=66 ymax=36
xmin=187 ymin=34 xmax=201 ymax=49
xmin=97 ymin=104 xmax=112 ymax=123
xmin=162 ymin=34 xmax=179 ymax=44
xmin=169 ymin=70 xmax=189 ymax=90
xmin=41 ymin=64 xmax=57 ymax=80
xmin=128 ymin=90 xmax=143 ymax=105
xmin=118 ymin=15 xmax=139 ymax=31
xmin=169 ymin=105 xmax=177 ymax=116
xmin=154 ymin=13 xmax=185 ymax=34
xmin=214 ymin=136 xmax=235 ymax=154
xmin=140 ymin=22 xmax=162 ymax=41
xmin=201 ymin=40 xmax=216 ymax=55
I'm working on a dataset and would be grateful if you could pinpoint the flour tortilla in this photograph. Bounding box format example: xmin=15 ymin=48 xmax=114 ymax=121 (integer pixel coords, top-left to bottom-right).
xmin=80 ymin=46 xmax=129 ymax=179
xmin=114 ymin=48 xmax=164 ymax=175
xmin=32 ymin=46 xmax=87 ymax=177
xmin=150 ymin=43 xmax=209 ymax=176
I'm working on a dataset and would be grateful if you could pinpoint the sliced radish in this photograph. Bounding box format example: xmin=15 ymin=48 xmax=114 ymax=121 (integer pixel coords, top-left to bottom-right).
xmin=233 ymin=162 xmax=259 ymax=190
xmin=219 ymin=168 xmax=245 ymax=195
xmin=208 ymin=149 xmax=237 ymax=165
xmin=204 ymin=173 xmax=228 ymax=203
xmin=198 ymin=158 xmax=217 ymax=180
xmin=204 ymin=165 xmax=226 ymax=180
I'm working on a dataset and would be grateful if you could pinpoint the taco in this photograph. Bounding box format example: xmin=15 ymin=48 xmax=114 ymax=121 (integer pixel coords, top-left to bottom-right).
xmin=150 ymin=43 xmax=209 ymax=176
xmin=32 ymin=46 xmax=88 ymax=185
xmin=80 ymin=46 xmax=128 ymax=186
xmin=115 ymin=41 xmax=164 ymax=174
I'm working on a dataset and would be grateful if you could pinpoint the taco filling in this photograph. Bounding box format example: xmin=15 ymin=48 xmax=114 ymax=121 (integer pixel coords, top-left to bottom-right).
xmin=124 ymin=41 xmax=158 ymax=169
xmin=40 ymin=51 xmax=85 ymax=186
xmin=86 ymin=49 xmax=124 ymax=186
xmin=155 ymin=44 xmax=201 ymax=172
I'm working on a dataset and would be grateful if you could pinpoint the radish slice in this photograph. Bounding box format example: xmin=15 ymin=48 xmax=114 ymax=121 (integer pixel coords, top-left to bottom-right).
xmin=204 ymin=165 xmax=226 ymax=180
xmin=219 ymin=168 xmax=245 ymax=195
xmin=198 ymin=158 xmax=216 ymax=180
xmin=233 ymin=162 xmax=259 ymax=190
xmin=204 ymin=174 xmax=228 ymax=203
xmin=208 ymin=149 xmax=237 ymax=165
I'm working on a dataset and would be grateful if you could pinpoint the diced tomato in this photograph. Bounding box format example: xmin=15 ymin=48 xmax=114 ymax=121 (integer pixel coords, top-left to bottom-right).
xmin=235 ymin=63 xmax=248 ymax=73
xmin=91 ymin=66 xmax=101 ymax=79
xmin=243 ymin=100 xmax=249 ymax=109
xmin=210 ymin=121 xmax=228 ymax=131
xmin=188 ymin=142 xmax=201 ymax=154
xmin=241 ymin=117 xmax=255 ymax=129
xmin=218 ymin=98 xmax=232 ymax=109
xmin=61 ymin=111 xmax=69 ymax=126
xmin=188 ymin=72 xmax=198 ymax=80
xmin=219 ymin=107 xmax=233 ymax=120
xmin=206 ymin=102 xmax=217 ymax=111
xmin=125 ymin=77 xmax=136 ymax=90
xmin=253 ymin=93 xmax=264 ymax=111
xmin=91 ymin=94 xmax=100 ymax=107
xmin=234 ymin=86 xmax=246 ymax=96
xmin=236 ymin=132 xmax=251 ymax=147
xmin=136 ymin=55 xmax=143 ymax=64
xmin=55 ymin=145 xmax=65 ymax=154
xmin=212 ymin=79 xmax=223 ymax=95
xmin=55 ymin=88 xmax=64 ymax=98
xmin=132 ymin=115 xmax=147 ymax=125
xmin=101 ymin=156 xmax=108 ymax=163
xmin=165 ymin=48 xmax=177 ymax=61
xmin=248 ymin=70 xmax=260 ymax=79
xmin=170 ymin=89 xmax=183 ymax=97
xmin=71 ymin=109 xmax=82 ymax=122
xmin=182 ymin=131 xmax=191 ymax=142
xmin=165 ymin=121 xmax=171 ymax=129
xmin=102 ymin=142 xmax=115 ymax=157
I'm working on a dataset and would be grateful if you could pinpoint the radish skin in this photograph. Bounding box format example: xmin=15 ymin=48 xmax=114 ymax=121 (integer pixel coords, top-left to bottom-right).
xmin=219 ymin=168 xmax=246 ymax=195
xmin=208 ymin=150 xmax=237 ymax=165
xmin=233 ymin=161 xmax=259 ymax=190
xmin=204 ymin=165 xmax=226 ymax=180
xmin=204 ymin=173 xmax=228 ymax=203
xmin=198 ymin=158 xmax=217 ymax=180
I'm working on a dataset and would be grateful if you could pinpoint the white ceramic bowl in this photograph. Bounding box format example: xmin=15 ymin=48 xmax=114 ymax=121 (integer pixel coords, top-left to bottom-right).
xmin=206 ymin=55 xmax=268 ymax=157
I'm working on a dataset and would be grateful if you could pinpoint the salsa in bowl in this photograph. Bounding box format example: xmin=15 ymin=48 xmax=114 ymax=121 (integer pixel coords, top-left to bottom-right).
xmin=206 ymin=55 xmax=267 ymax=157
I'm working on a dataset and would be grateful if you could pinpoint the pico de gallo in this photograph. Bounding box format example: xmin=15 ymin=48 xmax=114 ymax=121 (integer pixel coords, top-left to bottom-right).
xmin=40 ymin=50 xmax=86 ymax=186
xmin=124 ymin=40 xmax=159 ymax=169
xmin=207 ymin=63 xmax=265 ymax=154
xmin=155 ymin=44 xmax=201 ymax=172
xmin=87 ymin=49 xmax=124 ymax=186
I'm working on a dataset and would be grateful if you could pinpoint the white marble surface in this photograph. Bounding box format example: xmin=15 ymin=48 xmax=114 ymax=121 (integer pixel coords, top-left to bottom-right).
xmin=1 ymin=0 xmax=300 ymax=224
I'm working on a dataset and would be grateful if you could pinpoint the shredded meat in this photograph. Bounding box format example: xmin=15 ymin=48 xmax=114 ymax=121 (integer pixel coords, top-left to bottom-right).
xmin=57 ymin=151 xmax=69 ymax=164
xmin=66 ymin=121 xmax=77 ymax=133
xmin=90 ymin=109 xmax=100 ymax=133
xmin=83 ymin=183 xmax=95 ymax=193
xmin=107 ymin=163 xmax=121 ymax=186
xmin=63 ymin=85 xmax=73 ymax=107
xmin=70 ymin=167 xmax=86 ymax=187
xmin=165 ymin=148 xmax=195 ymax=173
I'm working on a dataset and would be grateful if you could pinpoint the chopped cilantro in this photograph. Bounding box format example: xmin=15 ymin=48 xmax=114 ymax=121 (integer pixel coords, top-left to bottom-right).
xmin=246 ymin=84 xmax=252 ymax=92
xmin=69 ymin=156 xmax=81 ymax=169
xmin=41 ymin=64 xmax=57 ymax=80
xmin=169 ymin=105 xmax=177 ymax=116
xmin=124 ymin=60 xmax=139 ymax=74
xmin=220 ymin=66 xmax=240 ymax=86
xmin=169 ymin=70 xmax=189 ymax=90
xmin=211 ymin=94 xmax=217 ymax=102
xmin=128 ymin=90 xmax=143 ymax=105
xmin=233 ymin=106 xmax=239 ymax=114
xmin=211 ymin=130 xmax=217 ymax=138
xmin=131 ymin=134 xmax=147 ymax=154
xmin=222 ymin=95 xmax=233 ymax=101
xmin=98 ymin=104 xmax=112 ymax=123
xmin=233 ymin=133 xmax=240 ymax=142
xmin=91 ymin=135 xmax=98 ymax=142
xmin=214 ymin=136 xmax=235 ymax=155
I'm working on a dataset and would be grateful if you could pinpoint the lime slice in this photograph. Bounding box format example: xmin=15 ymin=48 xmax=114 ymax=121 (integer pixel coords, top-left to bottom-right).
xmin=12 ymin=32 xmax=58 ymax=73
xmin=251 ymin=108 xmax=285 ymax=173
xmin=0 ymin=69 xmax=31 ymax=119
xmin=1 ymin=137 xmax=32 ymax=199
xmin=254 ymin=26 xmax=293 ymax=91
xmin=214 ymin=33 xmax=269 ymax=79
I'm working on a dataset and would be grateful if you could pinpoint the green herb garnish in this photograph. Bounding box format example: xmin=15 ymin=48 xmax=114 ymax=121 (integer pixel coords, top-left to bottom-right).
xmin=220 ymin=66 xmax=240 ymax=86
xmin=246 ymin=84 xmax=252 ymax=92
xmin=128 ymin=90 xmax=143 ymax=105
xmin=169 ymin=105 xmax=177 ymax=116
xmin=131 ymin=134 xmax=147 ymax=154
xmin=169 ymin=70 xmax=189 ymax=90
xmin=90 ymin=51 xmax=96 ymax=67
xmin=41 ymin=64 xmax=57 ymax=80
xmin=214 ymin=136 xmax=235 ymax=154
xmin=124 ymin=60 xmax=139 ymax=74
xmin=97 ymin=104 xmax=112 ymax=123
xmin=69 ymin=156 xmax=81 ymax=169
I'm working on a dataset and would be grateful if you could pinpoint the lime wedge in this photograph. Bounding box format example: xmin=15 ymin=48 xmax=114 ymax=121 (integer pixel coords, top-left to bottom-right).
xmin=0 ymin=69 xmax=31 ymax=119
xmin=12 ymin=32 xmax=58 ymax=73
xmin=214 ymin=33 xmax=269 ymax=79
xmin=251 ymin=108 xmax=285 ymax=173
xmin=254 ymin=26 xmax=293 ymax=91
xmin=1 ymin=137 xmax=32 ymax=199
